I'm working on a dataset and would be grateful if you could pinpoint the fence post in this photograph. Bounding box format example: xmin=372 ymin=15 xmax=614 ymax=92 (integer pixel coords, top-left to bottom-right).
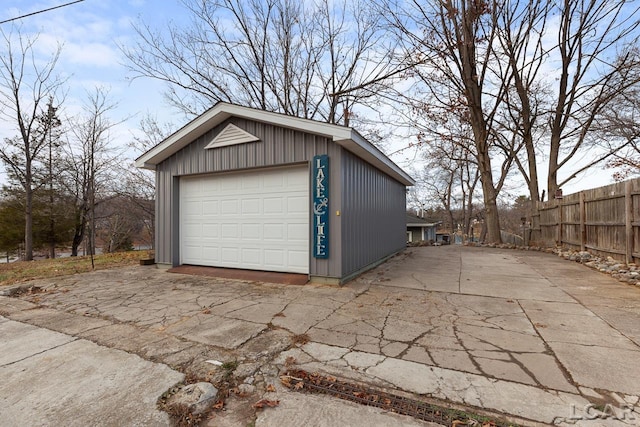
xmin=580 ymin=191 xmax=586 ymax=252
xmin=626 ymin=180 xmax=633 ymax=264
xmin=557 ymin=198 xmax=563 ymax=246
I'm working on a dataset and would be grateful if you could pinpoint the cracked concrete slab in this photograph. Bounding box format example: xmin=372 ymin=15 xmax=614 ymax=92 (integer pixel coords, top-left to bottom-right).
xmin=0 ymin=318 xmax=183 ymax=426
xmin=0 ymin=317 xmax=76 ymax=365
xmin=2 ymin=245 xmax=640 ymax=425
xmin=551 ymin=342 xmax=640 ymax=396
xmin=165 ymin=314 xmax=267 ymax=349
xmin=255 ymin=390 xmax=440 ymax=427
xmin=366 ymin=356 xmax=590 ymax=424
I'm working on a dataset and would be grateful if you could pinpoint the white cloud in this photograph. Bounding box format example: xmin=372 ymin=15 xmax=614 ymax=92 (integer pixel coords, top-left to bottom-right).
xmin=64 ymin=42 xmax=121 ymax=67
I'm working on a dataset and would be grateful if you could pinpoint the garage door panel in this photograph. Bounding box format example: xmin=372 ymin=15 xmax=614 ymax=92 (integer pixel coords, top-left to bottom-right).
xmin=288 ymin=251 xmax=308 ymax=270
xmin=241 ymin=199 xmax=261 ymax=215
xmin=241 ymin=223 xmax=261 ymax=239
xmin=183 ymin=223 xmax=202 ymax=238
xmin=202 ymin=246 xmax=220 ymax=261
xmin=264 ymin=249 xmax=284 ymax=267
xmin=182 ymin=200 xmax=202 ymax=217
xmin=287 ymin=196 xmax=308 ymax=213
xmin=201 ymin=223 xmax=219 ymax=238
xmin=287 ymin=223 xmax=307 ymax=241
xmin=221 ymin=247 xmax=239 ymax=263
xmin=221 ymin=224 xmax=238 ymax=238
xmin=202 ymin=200 xmax=219 ymax=214
xmin=264 ymin=224 xmax=284 ymax=240
xmin=183 ymin=245 xmax=202 ymax=260
xmin=241 ymin=248 xmax=261 ymax=265
xmin=262 ymin=173 xmax=284 ymax=188
xmin=242 ymin=174 xmax=261 ymax=189
xmin=181 ymin=166 xmax=309 ymax=273
xmin=221 ymin=179 xmax=239 ymax=191
xmin=263 ymin=198 xmax=283 ymax=214
xmin=221 ymin=199 xmax=239 ymax=214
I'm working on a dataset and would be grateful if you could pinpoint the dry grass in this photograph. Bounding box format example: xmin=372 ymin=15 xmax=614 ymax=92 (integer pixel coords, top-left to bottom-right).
xmin=0 ymin=250 xmax=154 ymax=287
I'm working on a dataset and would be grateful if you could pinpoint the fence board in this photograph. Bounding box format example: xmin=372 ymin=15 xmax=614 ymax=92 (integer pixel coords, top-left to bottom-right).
xmin=532 ymin=178 xmax=640 ymax=264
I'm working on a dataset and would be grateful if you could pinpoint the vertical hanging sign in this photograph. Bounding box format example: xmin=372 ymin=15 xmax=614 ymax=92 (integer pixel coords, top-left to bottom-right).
xmin=313 ymin=155 xmax=329 ymax=259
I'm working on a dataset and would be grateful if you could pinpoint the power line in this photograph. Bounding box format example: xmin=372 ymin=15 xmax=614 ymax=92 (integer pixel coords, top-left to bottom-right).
xmin=0 ymin=0 xmax=86 ymax=25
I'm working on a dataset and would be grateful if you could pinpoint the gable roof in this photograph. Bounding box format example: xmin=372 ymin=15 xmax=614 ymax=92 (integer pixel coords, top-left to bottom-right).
xmin=135 ymin=102 xmax=415 ymax=186
xmin=406 ymin=214 xmax=441 ymax=227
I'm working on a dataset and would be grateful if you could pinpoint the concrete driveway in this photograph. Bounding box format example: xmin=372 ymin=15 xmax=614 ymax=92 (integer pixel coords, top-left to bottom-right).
xmin=1 ymin=246 xmax=639 ymax=426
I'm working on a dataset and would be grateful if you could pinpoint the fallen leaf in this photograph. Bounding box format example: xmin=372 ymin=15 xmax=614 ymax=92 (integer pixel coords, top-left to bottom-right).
xmin=253 ymin=399 xmax=280 ymax=409
xmin=212 ymin=400 xmax=224 ymax=410
xmin=266 ymin=384 xmax=276 ymax=392
xmin=285 ymin=356 xmax=296 ymax=366
xmin=294 ymin=381 xmax=304 ymax=390
xmin=452 ymin=420 xmax=467 ymax=427
xmin=534 ymin=322 xmax=547 ymax=328
xmin=201 ymin=308 xmax=211 ymax=314
xmin=280 ymin=376 xmax=292 ymax=388
xmin=274 ymin=312 xmax=286 ymax=317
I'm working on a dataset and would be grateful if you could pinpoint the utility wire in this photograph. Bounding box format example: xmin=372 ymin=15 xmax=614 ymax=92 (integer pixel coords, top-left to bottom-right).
xmin=0 ymin=0 xmax=86 ymax=25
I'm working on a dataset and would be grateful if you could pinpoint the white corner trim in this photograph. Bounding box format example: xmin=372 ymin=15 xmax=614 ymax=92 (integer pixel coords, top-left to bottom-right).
xmin=204 ymin=123 xmax=260 ymax=149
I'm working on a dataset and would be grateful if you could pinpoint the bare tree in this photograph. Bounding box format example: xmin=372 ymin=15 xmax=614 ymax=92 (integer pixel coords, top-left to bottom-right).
xmin=382 ymin=0 xmax=528 ymax=243
xmin=116 ymin=114 xmax=175 ymax=250
xmin=0 ymin=28 xmax=64 ymax=260
xmin=544 ymin=1 xmax=640 ymax=196
xmin=598 ymin=68 xmax=640 ymax=180
xmin=494 ymin=0 xmax=549 ymax=213
xmin=122 ymin=0 xmax=404 ymax=124
xmin=61 ymin=87 xmax=121 ymax=259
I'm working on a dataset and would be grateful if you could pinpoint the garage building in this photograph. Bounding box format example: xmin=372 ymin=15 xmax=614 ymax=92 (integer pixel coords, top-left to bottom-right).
xmin=135 ymin=103 xmax=414 ymax=284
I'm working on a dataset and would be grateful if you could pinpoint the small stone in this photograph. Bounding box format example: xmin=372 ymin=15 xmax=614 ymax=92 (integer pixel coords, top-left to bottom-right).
xmin=167 ymin=382 xmax=218 ymax=415
xmin=234 ymin=362 xmax=259 ymax=379
xmin=236 ymin=383 xmax=256 ymax=395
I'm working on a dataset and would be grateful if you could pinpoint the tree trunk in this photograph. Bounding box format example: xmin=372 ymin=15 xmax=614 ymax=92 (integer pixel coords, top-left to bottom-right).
xmin=547 ymin=134 xmax=561 ymax=198
xmin=525 ymin=141 xmax=540 ymax=210
xmin=24 ymin=169 xmax=33 ymax=261
xmin=477 ymin=151 xmax=502 ymax=243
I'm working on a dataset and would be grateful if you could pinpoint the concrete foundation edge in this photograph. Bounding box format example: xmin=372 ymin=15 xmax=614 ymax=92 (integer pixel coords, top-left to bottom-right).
xmin=311 ymin=248 xmax=405 ymax=286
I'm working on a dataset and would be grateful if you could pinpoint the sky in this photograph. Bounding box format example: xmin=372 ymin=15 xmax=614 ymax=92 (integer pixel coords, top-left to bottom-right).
xmin=0 ymin=0 xmax=624 ymax=199
xmin=0 ymin=0 xmax=188 ymax=170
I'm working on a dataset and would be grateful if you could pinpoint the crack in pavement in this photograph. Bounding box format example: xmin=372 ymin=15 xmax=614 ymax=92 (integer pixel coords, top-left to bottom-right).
xmin=1 ymin=336 xmax=79 ymax=367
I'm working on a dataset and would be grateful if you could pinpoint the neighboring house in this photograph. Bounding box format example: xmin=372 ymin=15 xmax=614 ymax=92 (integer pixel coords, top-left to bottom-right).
xmin=406 ymin=214 xmax=440 ymax=243
xmin=136 ymin=102 xmax=415 ymax=284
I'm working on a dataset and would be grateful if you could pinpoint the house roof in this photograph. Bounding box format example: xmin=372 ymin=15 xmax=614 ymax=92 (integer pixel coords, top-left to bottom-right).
xmin=406 ymin=214 xmax=441 ymax=227
xmin=135 ymin=102 xmax=415 ymax=186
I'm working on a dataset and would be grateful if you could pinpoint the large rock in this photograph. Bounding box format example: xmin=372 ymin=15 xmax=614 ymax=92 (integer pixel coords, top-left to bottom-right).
xmin=167 ymin=382 xmax=218 ymax=415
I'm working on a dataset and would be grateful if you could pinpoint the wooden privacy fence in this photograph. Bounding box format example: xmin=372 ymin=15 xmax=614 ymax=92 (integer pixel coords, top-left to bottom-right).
xmin=530 ymin=178 xmax=640 ymax=264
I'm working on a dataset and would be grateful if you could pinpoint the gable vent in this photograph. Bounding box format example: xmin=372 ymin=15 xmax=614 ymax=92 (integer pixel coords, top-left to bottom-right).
xmin=204 ymin=123 xmax=260 ymax=149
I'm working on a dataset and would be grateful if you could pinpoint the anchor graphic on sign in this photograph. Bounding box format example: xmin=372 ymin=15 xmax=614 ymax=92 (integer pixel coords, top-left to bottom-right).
xmin=314 ymin=197 xmax=328 ymax=215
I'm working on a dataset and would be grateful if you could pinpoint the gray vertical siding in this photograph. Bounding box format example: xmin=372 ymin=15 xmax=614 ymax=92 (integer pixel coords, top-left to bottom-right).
xmin=340 ymin=150 xmax=407 ymax=278
xmin=155 ymin=118 xmax=343 ymax=278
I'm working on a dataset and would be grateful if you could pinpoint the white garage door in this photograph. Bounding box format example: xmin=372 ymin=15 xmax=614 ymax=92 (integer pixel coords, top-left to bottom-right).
xmin=180 ymin=166 xmax=309 ymax=273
